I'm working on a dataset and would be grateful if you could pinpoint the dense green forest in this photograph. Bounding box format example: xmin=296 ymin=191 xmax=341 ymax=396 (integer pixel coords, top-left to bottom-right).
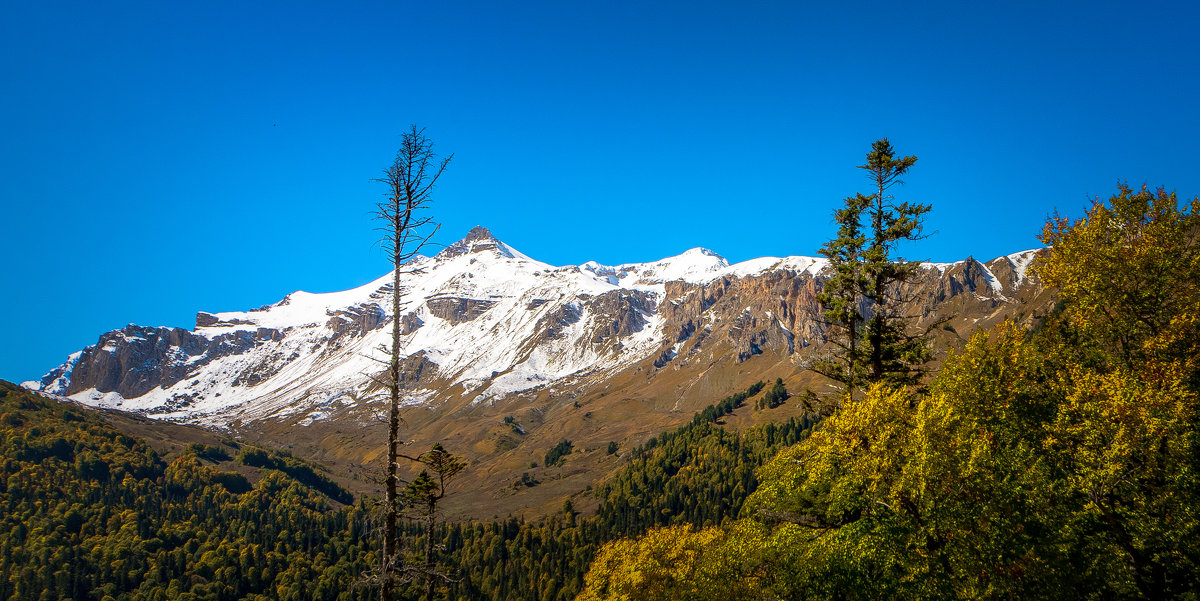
xmin=0 ymin=375 xmax=814 ymax=601
xmin=0 ymin=381 xmax=375 ymax=601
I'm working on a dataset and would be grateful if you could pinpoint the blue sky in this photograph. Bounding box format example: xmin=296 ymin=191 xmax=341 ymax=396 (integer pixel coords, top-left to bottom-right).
xmin=2 ymin=0 xmax=1198 ymax=382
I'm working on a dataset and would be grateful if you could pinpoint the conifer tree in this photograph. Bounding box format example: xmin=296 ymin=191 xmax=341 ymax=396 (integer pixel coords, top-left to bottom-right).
xmin=815 ymin=139 xmax=932 ymax=400
xmin=859 ymin=138 xmax=932 ymax=386
xmin=372 ymin=125 xmax=451 ymax=601
xmin=401 ymin=444 xmax=467 ymax=601
xmin=814 ymin=192 xmax=870 ymax=399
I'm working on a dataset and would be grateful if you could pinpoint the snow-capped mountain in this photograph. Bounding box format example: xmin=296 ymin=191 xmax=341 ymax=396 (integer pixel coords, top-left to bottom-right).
xmin=27 ymin=226 xmax=1046 ymax=428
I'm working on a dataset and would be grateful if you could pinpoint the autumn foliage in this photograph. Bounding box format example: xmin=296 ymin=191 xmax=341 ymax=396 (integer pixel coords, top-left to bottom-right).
xmin=578 ymin=185 xmax=1200 ymax=599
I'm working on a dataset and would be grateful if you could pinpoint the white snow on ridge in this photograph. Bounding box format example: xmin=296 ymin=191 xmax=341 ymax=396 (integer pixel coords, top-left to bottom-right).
xmin=926 ymin=261 xmax=955 ymax=274
xmin=920 ymin=248 xmax=1043 ymax=288
xmin=71 ymin=388 xmax=128 ymax=407
xmin=578 ymin=248 xmax=827 ymax=291
xmin=197 ymin=270 xmax=399 ymax=332
xmin=38 ymin=227 xmax=1043 ymax=425
xmin=40 ymin=350 xmax=82 ymax=392
xmin=495 ymin=240 xmax=534 ymax=262
xmin=1007 ymin=248 xmax=1042 ymax=282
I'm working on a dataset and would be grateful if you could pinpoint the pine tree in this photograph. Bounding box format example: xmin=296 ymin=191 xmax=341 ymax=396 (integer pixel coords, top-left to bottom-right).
xmin=859 ymin=138 xmax=931 ymax=387
xmin=815 ymin=139 xmax=932 ymax=401
xmin=372 ymin=125 xmax=451 ymax=601
xmin=400 ymin=444 xmax=466 ymax=601
xmin=814 ymin=192 xmax=870 ymax=399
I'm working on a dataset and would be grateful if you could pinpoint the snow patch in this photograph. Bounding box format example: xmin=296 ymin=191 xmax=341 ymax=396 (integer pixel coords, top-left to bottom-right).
xmin=69 ymin=388 xmax=128 ymax=408
xmin=1007 ymin=249 xmax=1041 ymax=283
xmin=977 ymin=262 xmax=1005 ymax=297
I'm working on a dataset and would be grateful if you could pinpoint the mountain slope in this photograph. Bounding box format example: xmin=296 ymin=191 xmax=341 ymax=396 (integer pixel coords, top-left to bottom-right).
xmin=29 ymin=226 xmax=1042 ymax=421
xmin=26 ymin=227 xmax=1053 ymax=518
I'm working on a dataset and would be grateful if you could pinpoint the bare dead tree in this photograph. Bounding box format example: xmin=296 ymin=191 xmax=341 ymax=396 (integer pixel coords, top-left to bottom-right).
xmin=373 ymin=125 xmax=451 ymax=601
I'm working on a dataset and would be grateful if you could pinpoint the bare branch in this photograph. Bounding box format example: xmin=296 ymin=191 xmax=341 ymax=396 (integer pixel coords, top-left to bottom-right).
xmin=375 ymin=126 xmax=451 ymax=601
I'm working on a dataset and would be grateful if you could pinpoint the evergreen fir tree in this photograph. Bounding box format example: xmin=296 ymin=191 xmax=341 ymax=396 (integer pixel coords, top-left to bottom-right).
xmin=815 ymin=138 xmax=932 ymax=400
xmin=859 ymin=138 xmax=932 ymax=386
xmin=815 ymin=192 xmax=870 ymax=399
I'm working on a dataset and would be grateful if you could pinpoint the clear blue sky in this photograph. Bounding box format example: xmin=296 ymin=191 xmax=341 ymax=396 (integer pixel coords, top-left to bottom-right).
xmin=3 ymin=0 xmax=1198 ymax=383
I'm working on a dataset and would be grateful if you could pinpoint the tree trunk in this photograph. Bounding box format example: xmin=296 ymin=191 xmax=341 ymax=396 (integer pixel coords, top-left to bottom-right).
xmin=382 ymin=257 xmax=402 ymax=601
xmin=425 ymin=498 xmax=436 ymax=600
xmin=373 ymin=126 xmax=450 ymax=600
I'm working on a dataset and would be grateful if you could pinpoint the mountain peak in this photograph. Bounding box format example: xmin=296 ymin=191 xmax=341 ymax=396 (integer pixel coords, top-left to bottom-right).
xmin=661 ymin=247 xmax=729 ymax=268
xmin=680 ymin=247 xmax=724 ymax=260
xmin=436 ymin=226 xmax=528 ymax=261
xmin=463 ymin=225 xmax=496 ymax=242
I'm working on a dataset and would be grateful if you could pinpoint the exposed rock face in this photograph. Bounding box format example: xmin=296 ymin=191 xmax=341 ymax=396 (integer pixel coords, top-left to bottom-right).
xmin=935 ymin=258 xmax=996 ymax=302
xmin=644 ymin=252 xmax=1048 ymax=371
xmin=587 ymin=290 xmax=656 ymax=344
xmin=325 ymin=303 xmax=387 ymax=336
xmin=195 ymin=312 xmax=256 ymax=328
xmin=436 ymin=225 xmax=513 ymax=259
xmin=425 ymin=297 xmax=496 ymax=324
xmin=396 ymin=353 xmax=434 ymax=388
xmin=40 ymin=324 xmax=283 ymax=399
xmin=399 ymin=312 xmax=424 ymax=335
xmin=651 ymin=269 xmax=826 ymax=366
xmin=913 ymin=253 xmax=1047 ymax=327
xmin=535 ymin=302 xmax=585 ymax=342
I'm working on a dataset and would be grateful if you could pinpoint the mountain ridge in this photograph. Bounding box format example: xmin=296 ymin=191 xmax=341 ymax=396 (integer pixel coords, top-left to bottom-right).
xmin=27 ymin=225 xmax=1045 ymax=427
xmin=23 ymin=225 xmax=1054 ymax=519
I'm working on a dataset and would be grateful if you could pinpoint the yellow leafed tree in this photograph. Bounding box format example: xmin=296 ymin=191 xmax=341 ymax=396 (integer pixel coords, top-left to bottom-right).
xmin=581 ymin=184 xmax=1200 ymax=599
xmin=576 ymin=524 xmax=760 ymax=601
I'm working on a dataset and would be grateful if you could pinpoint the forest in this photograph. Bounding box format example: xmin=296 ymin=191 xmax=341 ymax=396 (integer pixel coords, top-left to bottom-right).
xmin=0 ymin=371 xmax=813 ymax=600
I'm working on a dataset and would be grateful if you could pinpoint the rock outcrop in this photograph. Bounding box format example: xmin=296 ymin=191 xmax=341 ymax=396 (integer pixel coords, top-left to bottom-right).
xmin=40 ymin=324 xmax=282 ymax=399
xmin=425 ymin=297 xmax=496 ymax=324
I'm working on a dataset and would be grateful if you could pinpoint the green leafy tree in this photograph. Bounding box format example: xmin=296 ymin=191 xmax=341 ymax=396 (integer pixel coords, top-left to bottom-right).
xmin=576 ymin=525 xmax=758 ymax=601
xmin=740 ymin=184 xmax=1200 ymax=599
xmin=1037 ymin=183 xmax=1200 ymax=374
xmin=577 ymin=184 xmax=1200 ymax=600
xmin=1035 ymin=183 xmax=1200 ymax=596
